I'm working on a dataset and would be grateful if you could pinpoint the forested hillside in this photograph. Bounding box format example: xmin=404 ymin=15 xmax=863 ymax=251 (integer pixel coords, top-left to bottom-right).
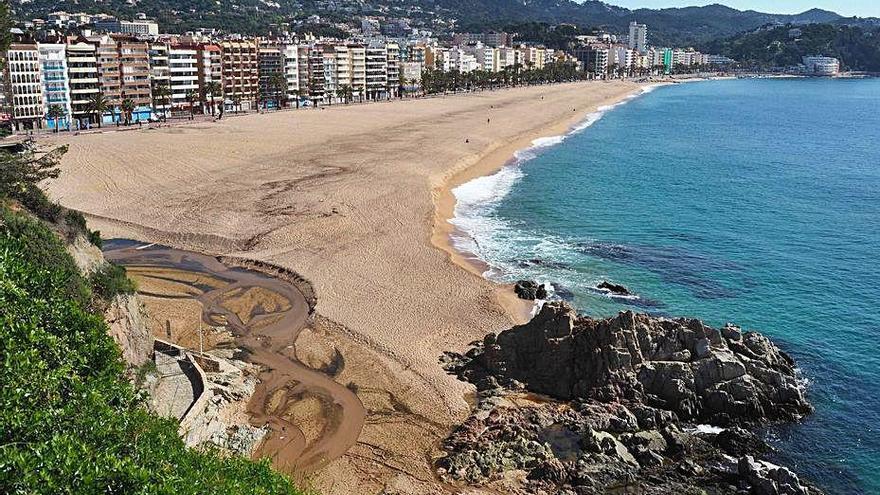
xmin=10 ymin=0 xmax=879 ymax=48
xmin=704 ymin=23 xmax=880 ymax=71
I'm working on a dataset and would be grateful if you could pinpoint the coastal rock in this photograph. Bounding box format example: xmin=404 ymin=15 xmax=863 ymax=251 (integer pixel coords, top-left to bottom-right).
xmin=597 ymin=280 xmax=631 ymax=296
xmin=478 ymin=301 xmax=811 ymax=425
xmin=439 ymin=302 xmax=821 ymax=495
xmin=514 ymin=280 xmax=548 ymax=300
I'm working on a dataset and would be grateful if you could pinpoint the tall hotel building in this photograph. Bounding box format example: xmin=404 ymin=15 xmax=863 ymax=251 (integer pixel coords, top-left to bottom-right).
xmin=38 ymin=43 xmax=72 ymax=129
xmin=220 ymin=40 xmax=259 ymax=111
xmin=6 ymin=43 xmax=43 ymax=130
xmin=168 ymin=45 xmax=199 ymax=113
xmin=65 ymin=38 xmax=100 ymax=127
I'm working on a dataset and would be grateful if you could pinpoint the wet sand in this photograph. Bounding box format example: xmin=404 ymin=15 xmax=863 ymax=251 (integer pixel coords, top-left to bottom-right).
xmin=105 ymin=241 xmax=365 ymax=474
xmin=47 ymin=81 xmax=646 ymax=493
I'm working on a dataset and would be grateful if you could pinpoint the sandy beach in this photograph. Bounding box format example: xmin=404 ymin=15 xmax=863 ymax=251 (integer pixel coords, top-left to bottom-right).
xmin=46 ymin=80 xmax=645 ymax=494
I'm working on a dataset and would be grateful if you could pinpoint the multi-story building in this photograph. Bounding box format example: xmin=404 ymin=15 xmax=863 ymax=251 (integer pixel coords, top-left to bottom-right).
xmin=197 ymin=44 xmax=222 ymax=114
xmin=453 ymin=32 xmax=513 ymax=48
xmin=628 ymin=22 xmax=648 ymax=53
xmin=6 ymin=43 xmax=43 ymax=130
xmin=258 ymin=44 xmax=284 ymax=108
xmin=66 ymin=39 xmax=100 ymax=127
xmin=365 ymin=41 xmax=389 ymax=100
xmin=94 ymin=35 xmax=121 ymax=122
xmin=94 ymin=17 xmax=159 ymax=36
xmin=148 ymin=41 xmax=170 ymax=117
xmin=168 ymin=45 xmax=199 ymax=113
xmin=281 ymin=44 xmax=301 ymax=106
xmin=307 ymin=45 xmax=325 ymax=106
xmin=386 ymin=41 xmax=399 ymax=97
xmin=803 ymin=56 xmax=840 ymax=76
xmin=38 ymin=43 xmax=72 ymax=130
xmin=400 ymin=61 xmax=422 ymax=92
xmin=116 ymin=36 xmax=153 ymax=121
xmin=473 ymin=45 xmax=497 ymax=72
xmin=349 ymin=44 xmax=366 ymax=99
xmin=574 ymin=46 xmax=609 ymax=78
xmin=220 ymin=40 xmax=259 ymax=111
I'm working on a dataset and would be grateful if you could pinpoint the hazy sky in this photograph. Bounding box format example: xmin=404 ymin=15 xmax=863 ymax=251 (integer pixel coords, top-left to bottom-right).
xmin=608 ymin=1 xmax=880 ymax=17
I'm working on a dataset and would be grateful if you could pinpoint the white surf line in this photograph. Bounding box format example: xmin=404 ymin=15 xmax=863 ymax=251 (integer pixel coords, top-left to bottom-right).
xmin=135 ymin=242 xmax=157 ymax=250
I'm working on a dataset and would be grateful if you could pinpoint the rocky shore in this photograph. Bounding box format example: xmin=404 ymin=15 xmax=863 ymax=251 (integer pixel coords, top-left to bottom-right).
xmin=438 ymin=302 xmax=821 ymax=495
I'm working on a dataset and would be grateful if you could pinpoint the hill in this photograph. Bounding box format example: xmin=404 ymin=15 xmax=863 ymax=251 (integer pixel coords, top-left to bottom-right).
xmin=703 ymin=23 xmax=880 ymax=72
xmin=9 ymin=0 xmax=880 ymax=47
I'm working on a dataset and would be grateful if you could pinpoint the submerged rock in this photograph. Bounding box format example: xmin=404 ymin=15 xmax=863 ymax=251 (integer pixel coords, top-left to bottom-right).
xmin=597 ymin=280 xmax=632 ymax=296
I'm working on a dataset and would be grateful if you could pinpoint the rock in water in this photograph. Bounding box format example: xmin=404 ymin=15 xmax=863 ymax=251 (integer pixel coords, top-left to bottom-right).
xmin=597 ymin=280 xmax=632 ymax=296
xmin=481 ymin=301 xmax=810 ymax=425
xmin=439 ymin=302 xmax=821 ymax=495
xmin=514 ymin=280 xmax=548 ymax=300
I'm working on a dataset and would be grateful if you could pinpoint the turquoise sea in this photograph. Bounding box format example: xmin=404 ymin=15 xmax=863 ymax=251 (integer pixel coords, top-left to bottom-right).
xmin=450 ymin=78 xmax=880 ymax=494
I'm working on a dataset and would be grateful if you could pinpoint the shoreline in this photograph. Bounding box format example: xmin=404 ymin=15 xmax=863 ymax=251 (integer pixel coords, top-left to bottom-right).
xmin=45 ymin=80 xmax=653 ymax=494
xmin=430 ymin=83 xmax=665 ymax=323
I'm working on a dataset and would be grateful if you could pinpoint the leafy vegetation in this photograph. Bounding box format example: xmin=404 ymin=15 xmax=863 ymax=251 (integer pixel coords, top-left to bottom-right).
xmin=704 ymin=23 xmax=880 ymax=71
xmin=0 ymin=205 xmax=306 ymax=494
xmin=420 ymin=61 xmax=582 ymax=94
xmin=9 ymin=0 xmax=876 ymax=46
xmin=90 ymin=262 xmax=137 ymax=300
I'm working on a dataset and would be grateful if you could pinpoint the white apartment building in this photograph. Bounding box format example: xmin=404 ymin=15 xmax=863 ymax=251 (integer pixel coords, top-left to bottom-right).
xmin=365 ymin=41 xmax=389 ymax=100
xmin=349 ymin=44 xmax=366 ymax=98
xmin=803 ymin=56 xmax=840 ymax=76
xmin=168 ymin=46 xmax=199 ymax=112
xmin=38 ymin=43 xmax=72 ymax=130
xmin=628 ymin=22 xmax=648 ymax=53
xmin=148 ymin=41 xmax=170 ymax=115
xmin=472 ymin=46 xmax=497 ymax=72
xmin=281 ymin=44 xmax=300 ymax=105
xmin=6 ymin=43 xmax=43 ymax=130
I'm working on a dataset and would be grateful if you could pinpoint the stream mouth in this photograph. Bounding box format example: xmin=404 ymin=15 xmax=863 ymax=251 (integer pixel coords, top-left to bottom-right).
xmin=104 ymin=240 xmax=365 ymax=474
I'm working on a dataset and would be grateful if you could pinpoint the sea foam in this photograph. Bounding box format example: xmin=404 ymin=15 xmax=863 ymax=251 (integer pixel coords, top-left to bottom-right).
xmin=450 ymin=85 xmax=660 ymax=280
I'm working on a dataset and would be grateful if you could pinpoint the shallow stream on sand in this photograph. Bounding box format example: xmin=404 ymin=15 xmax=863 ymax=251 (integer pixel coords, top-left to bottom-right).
xmin=104 ymin=240 xmax=365 ymax=475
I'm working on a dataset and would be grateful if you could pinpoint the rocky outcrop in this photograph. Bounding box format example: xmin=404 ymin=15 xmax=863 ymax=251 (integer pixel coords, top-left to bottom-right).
xmin=104 ymin=294 xmax=153 ymax=367
xmin=478 ymin=302 xmax=810 ymax=425
xmin=597 ymin=280 xmax=631 ymax=296
xmin=514 ymin=280 xmax=548 ymax=300
xmin=439 ymin=302 xmax=820 ymax=494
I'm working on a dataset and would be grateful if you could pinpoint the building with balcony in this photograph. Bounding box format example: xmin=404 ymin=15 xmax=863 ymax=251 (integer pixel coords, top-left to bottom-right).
xmin=148 ymin=42 xmax=170 ymax=118
xmin=258 ymin=44 xmax=284 ymax=108
xmin=197 ymin=44 xmax=222 ymax=114
xmin=220 ymin=40 xmax=259 ymax=111
xmin=38 ymin=43 xmax=72 ymax=130
xmin=6 ymin=43 xmax=44 ymax=130
xmin=168 ymin=46 xmax=200 ymax=113
xmin=66 ymin=38 xmax=100 ymax=128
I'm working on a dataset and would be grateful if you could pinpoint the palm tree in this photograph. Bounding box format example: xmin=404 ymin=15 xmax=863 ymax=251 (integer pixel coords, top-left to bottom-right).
xmin=46 ymin=104 xmax=66 ymax=133
xmin=120 ymin=98 xmax=135 ymax=125
xmin=185 ymin=90 xmax=197 ymax=120
xmin=204 ymin=81 xmax=222 ymax=116
xmin=151 ymin=82 xmax=171 ymax=122
xmin=293 ymin=88 xmax=305 ymax=109
xmin=88 ymin=92 xmax=111 ymax=128
xmin=268 ymin=73 xmax=286 ymax=108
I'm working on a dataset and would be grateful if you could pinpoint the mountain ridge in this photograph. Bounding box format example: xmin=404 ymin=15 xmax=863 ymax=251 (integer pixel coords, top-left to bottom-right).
xmin=9 ymin=0 xmax=878 ymax=46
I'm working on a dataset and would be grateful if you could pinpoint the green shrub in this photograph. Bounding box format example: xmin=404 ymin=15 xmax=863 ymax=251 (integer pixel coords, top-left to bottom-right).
xmin=90 ymin=262 xmax=137 ymax=301
xmin=88 ymin=229 xmax=103 ymax=248
xmin=0 ymin=206 xmax=305 ymax=494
